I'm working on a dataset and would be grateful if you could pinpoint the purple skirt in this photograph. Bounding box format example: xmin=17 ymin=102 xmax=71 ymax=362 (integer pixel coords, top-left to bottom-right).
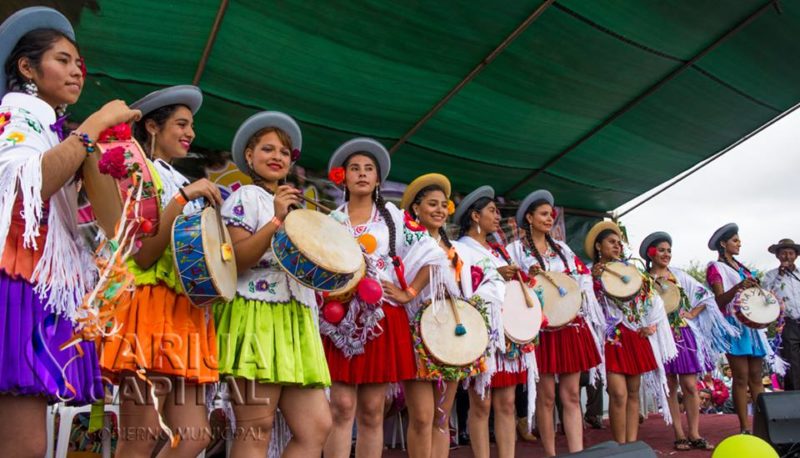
xmin=0 ymin=272 xmax=103 ymax=405
xmin=664 ymin=326 xmax=703 ymax=375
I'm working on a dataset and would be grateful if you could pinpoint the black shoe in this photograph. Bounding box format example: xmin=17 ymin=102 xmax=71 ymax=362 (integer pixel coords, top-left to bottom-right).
xmin=584 ymin=414 xmax=603 ymax=429
xmin=458 ymin=432 xmax=471 ymax=446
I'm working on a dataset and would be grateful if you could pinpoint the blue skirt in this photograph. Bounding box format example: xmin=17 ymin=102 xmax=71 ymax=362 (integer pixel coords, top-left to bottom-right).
xmin=726 ymin=315 xmax=766 ymax=358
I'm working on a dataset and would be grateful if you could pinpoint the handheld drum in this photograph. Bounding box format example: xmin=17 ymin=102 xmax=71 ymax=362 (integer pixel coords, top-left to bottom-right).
xmin=420 ymin=297 xmax=489 ymax=366
xmin=271 ymin=209 xmax=362 ymax=291
xmin=534 ymin=271 xmax=581 ymax=328
xmin=502 ymin=280 xmax=543 ymax=344
xmin=734 ymin=287 xmax=780 ymax=329
xmin=600 ymin=261 xmax=643 ymax=301
xmin=172 ymin=206 xmax=237 ymax=307
xmin=654 ymin=279 xmax=681 ymax=314
xmin=82 ymin=138 xmax=160 ymax=238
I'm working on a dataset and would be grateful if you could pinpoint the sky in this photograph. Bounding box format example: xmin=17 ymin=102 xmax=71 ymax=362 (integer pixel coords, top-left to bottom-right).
xmin=614 ymin=107 xmax=800 ymax=273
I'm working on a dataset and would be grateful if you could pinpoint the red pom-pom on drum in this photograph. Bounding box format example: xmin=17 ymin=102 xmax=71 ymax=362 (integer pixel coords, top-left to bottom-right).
xmin=139 ymin=219 xmax=154 ymax=234
xmin=323 ymin=300 xmax=347 ymax=324
xmin=357 ymin=278 xmax=383 ymax=305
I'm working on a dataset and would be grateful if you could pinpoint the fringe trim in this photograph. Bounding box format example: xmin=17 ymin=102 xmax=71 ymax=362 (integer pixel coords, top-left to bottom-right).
xmin=758 ymin=329 xmax=788 ymax=376
xmin=268 ymin=410 xmax=292 ymax=458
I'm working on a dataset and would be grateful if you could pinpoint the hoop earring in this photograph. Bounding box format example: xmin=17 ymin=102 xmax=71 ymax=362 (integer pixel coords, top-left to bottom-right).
xmin=23 ymin=80 xmax=38 ymax=97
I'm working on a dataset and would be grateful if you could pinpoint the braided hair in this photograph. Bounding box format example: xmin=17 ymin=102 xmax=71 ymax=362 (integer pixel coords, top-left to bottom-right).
xmin=409 ymin=184 xmax=458 ymax=267
xmin=457 ymin=196 xmax=493 ymax=239
xmin=343 ymin=152 xmax=397 ymax=259
xmin=521 ymin=199 xmax=570 ymax=273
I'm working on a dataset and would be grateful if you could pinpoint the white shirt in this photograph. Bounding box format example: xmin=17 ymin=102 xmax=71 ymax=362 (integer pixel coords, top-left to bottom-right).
xmin=764 ymin=265 xmax=800 ymax=320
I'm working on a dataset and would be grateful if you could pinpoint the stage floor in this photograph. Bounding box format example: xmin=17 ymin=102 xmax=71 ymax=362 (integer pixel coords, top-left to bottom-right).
xmin=386 ymin=413 xmax=739 ymax=457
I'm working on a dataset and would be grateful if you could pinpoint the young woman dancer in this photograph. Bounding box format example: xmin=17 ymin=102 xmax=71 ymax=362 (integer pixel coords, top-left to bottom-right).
xmin=641 ymin=231 xmax=735 ymax=450
xmin=586 ymin=221 xmax=676 ymax=444
xmin=100 ymin=85 xmax=222 ymax=457
xmin=454 ymin=186 xmax=535 ymax=458
xmin=322 ymin=139 xmax=456 ymax=458
xmin=0 ymin=7 xmax=140 ymax=455
xmin=508 ymin=190 xmax=603 ymax=456
xmin=400 ymin=173 xmax=488 ymax=457
xmin=214 ymin=111 xmax=332 ymax=457
xmin=705 ymin=223 xmax=785 ymax=434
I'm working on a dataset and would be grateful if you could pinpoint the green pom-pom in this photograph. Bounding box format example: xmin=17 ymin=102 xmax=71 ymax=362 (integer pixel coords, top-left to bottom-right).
xmin=455 ymin=323 xmax=466 ymax=336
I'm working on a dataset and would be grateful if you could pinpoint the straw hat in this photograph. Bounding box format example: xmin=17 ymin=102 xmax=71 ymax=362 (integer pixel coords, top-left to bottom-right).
xmin=400 ymin=173 xmax=451 ymax=212
xmin=584 ymin=220 xmax=621 ymax=261
xmin=768 ymin=238 xmax=800 ymax=255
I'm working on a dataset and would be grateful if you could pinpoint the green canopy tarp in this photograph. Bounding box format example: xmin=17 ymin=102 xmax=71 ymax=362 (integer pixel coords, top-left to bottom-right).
xmin=6 ymin=0 xmax=799 ymax=213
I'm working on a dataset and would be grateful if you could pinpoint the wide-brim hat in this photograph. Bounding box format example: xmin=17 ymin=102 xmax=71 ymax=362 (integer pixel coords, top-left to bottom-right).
xmin=328 ymin=137 xmax=390 ymax=183
xmin=400 ymin=173 xmax=451 ymax=212
xmin=707 ymin=223 xmax=738 ymax=251
xmin=584 ymin=220 xmax=622 ymax=261
xmin=131 ymin=85 xmax=203 ymax=118
xmin=453 ymin=185 xmax=495 ymax=224
xmin=516 ymin=189 xmax=554 ymax=227
xmin=231 ymin=111 xmax=302 ymax=174
xmin=0 ymin=7 xmax=74 ymax=99
xmin=768 ymin=238 xmax=800 ymax=255
xmin=639 ymin=231 xmax=672 ymax=260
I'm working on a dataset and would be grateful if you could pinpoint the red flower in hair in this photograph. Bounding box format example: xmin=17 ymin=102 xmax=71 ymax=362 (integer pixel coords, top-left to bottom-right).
xmin=78 ymin=57 xmax=87 ymax=79
xmin=551 ymin=208 xmax=558 ymax=219
xmin=291 ymin=148 xmax=301 ymax=162
xmin=328 ymin=166 xmax=345 ymax=185
xmin=646 ymin=246 xmax=658 ymax=259
xmin=97 ymin=146 xmax=129 ymax=179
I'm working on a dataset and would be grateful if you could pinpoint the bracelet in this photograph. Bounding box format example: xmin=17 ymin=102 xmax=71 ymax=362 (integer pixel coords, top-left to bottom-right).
xmin=174 ymin=192 xmax=188 ymax=207
xmin=271 ymin=216 xmax=283 ymax=228
xmin=405 ymin=286 xmax=418 ymax=298
xmin=179 ymin=187 xmax=190 ymax=202
xmin=70 ymin=131 xmax=96 ymax=155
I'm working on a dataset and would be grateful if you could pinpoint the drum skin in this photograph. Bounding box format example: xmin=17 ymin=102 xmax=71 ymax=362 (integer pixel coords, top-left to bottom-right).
xmin=534 ymin=271 xmax=581 ymax=328
xmin=172 ymin=207 xmax=237 ymax=307
xmin=654 ymin=279 xmax=681 ymax=314
xmin=601 ymin=261 xmax=643 ymax=301
xmin=502 ymin=280 xmax=543 ymax=344
xmin=735 ymin=287 xmax=780 ymax=329
xmin=420 ymin=298 xmax=489 ymax=366
xmin=271 ymin=210 xmax=362 ymax=291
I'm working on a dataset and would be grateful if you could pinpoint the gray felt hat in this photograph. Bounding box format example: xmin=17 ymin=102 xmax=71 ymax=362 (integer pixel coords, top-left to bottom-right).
xmin=131 ymin=85 xmax=203 ymax=118
xmin=453 ymin=185 xmax=495 ymax=225
xmin=708 ymin=223 xmax=738 ymax=251
xmin=328 ymin=138 xmax=391 ymax=183
xmin=231 ymin=111 xmax=302 ymax=174
xmin=639 ymin=231 xmax=672 ymax=260
xmin=516 ymin=189 xmax=555 ymax=227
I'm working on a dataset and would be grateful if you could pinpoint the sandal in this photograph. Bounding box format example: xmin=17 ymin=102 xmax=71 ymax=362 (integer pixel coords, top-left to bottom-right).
xmin=673 ymin=439 xmax=691 ymax=451
xmin=690 ymin=437 xmax=715 ymax=450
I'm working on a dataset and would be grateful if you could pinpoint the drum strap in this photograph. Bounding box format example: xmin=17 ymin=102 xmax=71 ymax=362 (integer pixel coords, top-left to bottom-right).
xmin=391 ymin=256 xmax=409 ymax=290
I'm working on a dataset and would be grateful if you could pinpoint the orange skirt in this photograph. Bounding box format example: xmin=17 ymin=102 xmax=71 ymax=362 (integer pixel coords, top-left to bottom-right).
xmin=99 ymin=283 xmax=218 ymax=383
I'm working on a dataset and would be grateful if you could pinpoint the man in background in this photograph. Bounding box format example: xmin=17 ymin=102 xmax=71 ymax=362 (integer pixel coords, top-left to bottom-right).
xmin=764 ymin=239 xmax=800 ymax=390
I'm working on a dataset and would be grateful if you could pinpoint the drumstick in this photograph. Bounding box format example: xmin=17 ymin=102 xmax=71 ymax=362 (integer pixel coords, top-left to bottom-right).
xmin=602 ymin=265 xmax=631 ymax=284
xmin=449 ymin=297 xmax=467 ymax=336
xmin=296 ymin=193 xmax=334 ymax=214
xmin=491 ymin=233 xmax=538 ymax=309
xmin=539 ymin=271 xmax=568 ymax=297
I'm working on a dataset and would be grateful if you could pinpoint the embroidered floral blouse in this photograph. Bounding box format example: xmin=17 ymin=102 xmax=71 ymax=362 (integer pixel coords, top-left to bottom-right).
xmin=221 ymin=184 xmax=316 ymax=307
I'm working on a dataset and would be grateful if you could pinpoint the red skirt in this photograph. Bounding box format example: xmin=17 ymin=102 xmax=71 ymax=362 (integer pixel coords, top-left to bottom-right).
xmin=536 ymin=316 xmax=601 ymax=374
xmin=324 ymin=303 xmax=416 ymax=384
xmin=605 ymin=324 xmax=657 ymax=375
xmin=491 ymin=369 xmax=527 ymax=388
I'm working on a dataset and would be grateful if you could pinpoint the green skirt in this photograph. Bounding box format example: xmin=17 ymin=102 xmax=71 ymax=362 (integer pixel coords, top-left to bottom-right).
xmin=214 ymin=296 xmax=330 ymax=387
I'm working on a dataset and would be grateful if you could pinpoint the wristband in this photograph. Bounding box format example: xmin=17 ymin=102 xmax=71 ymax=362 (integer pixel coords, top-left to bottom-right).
xmin=174 ymin=192 xmax=188 ymax=207
xmin=405 ymin=286 xmax=418 ymax=298
xmin=271 ymin=216 xmax=283 ymax=228
xmin=70 ymin=131 xmax=96 ymax=155
xmin=179 ymin=187 xmax=190 ymax=202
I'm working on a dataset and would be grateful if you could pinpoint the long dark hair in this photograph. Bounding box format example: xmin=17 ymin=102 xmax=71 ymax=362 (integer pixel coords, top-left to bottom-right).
xmin=409 ymin=184 xmax=458 ymax=267
xmin=457 ymin=196 xmax=493 ymax=239
xmin=593 ymin=229 xmax=618 ymax=263
xmin=521 ymin=200 xmax=569 ymax=272
xmin=343 ymin=152 xmax=397 ymax=259
xmin=5 ymin=29 xmax=79 ymax=92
